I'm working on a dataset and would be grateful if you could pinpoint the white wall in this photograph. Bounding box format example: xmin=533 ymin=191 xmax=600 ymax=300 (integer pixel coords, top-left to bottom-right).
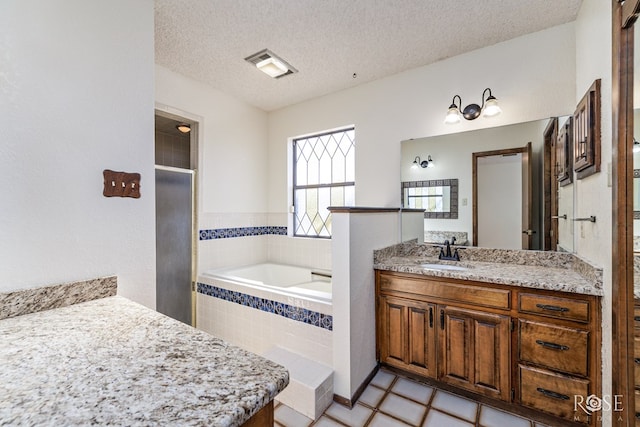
xmin=573 ymin=0 xmax=613 ymax=423
xmin=267 ymin=23 xmax=576 ymax=212
xmin=155 ymin=66 xmax=272 ymax=274
xmin=331 ymin=211 xmax=400 ymax=401
xmin=155 ymin=65 xmax=269 ymax=215
xmin=0 ymin=0 xmax=156 ymax=307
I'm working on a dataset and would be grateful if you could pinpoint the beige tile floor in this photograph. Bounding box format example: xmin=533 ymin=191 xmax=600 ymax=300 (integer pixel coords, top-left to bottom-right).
xmin=274 ymin=369 xmax=552 ymax=427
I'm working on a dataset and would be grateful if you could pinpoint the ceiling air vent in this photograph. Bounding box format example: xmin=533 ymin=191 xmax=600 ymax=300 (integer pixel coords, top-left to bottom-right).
xmin=244 ymin=49 xmax=297 ymax=79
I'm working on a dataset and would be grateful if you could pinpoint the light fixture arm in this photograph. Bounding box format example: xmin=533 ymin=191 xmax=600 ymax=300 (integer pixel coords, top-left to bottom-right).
xmin=481 ymin=88 xmax=493 ymax=109
xmin=450 ymin=94 xmax=462 ymax=110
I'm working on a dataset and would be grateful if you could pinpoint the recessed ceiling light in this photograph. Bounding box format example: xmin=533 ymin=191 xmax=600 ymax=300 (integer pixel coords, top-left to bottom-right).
xmin=245 ymin=49 xmax=297 ymax=79
xmin=256 ymin=57 xmax=288 ymax=78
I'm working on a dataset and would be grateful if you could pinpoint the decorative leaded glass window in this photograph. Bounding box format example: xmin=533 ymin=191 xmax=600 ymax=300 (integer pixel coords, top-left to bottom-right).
xmin=292 ymin=127 xmax=355 ymax=237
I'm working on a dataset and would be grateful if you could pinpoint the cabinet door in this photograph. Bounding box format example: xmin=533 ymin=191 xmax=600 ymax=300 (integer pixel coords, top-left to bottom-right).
xmin=439 ymin=305 xmax=511 ymax=401
xmin=406 ymin=302 xmax=437 ymax=378
xmin=378 ymin=295 xmax=407 ymax=367
xmin=378 ymin=295 xmax=437 ymax=378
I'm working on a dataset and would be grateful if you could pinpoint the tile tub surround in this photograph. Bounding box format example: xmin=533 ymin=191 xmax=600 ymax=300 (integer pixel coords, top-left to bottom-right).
xmin=0 ymin=275 xmax=117 ymax=320
xmin=374 ymin=242 xmax=603 ymax=296
xmin=0 ymin=296 xmax=289 ymax=427
xmin=198 ymin=282 xmax=333 ymax=330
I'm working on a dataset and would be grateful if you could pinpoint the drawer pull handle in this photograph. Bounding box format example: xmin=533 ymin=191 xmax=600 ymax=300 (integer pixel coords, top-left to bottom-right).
xmin=535 ymin=304 xmax=569 ymax=313
xmin=535 ymin=340 xmax=569 ymax=351
xmin=536 ymin=387 xmax=570 ymax=401
xmin=635 ymin=358 xmax=640 ymax=365
xmin=429 ymin=307 xmax=433 ymax=328
xmin=635 ymin=316 xmax=640 ymax=322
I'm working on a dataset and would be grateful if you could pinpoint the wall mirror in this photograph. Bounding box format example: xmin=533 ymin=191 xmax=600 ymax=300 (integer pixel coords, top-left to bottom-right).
xmin=401 ymin=118 xmax=574 ymax=251
xmin=401 ymin=179 xmax=458 ymax=218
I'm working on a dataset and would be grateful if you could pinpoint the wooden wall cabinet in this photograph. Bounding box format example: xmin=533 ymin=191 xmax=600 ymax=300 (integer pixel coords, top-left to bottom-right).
xmin=556 ymin=117 xmax=573 ymax=187
xmin=375 ymin=270 xmax=601 ymax=426
xmin=573 ymin=79 xmax=601 ymax=180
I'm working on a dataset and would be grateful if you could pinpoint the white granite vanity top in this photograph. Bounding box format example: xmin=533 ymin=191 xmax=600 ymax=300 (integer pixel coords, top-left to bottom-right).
xmin=375 ymin=256 xmax=602 ymax=296
xmin=374 ymin=242 xmax=603 ymax=297
xmin=0 ymin=295 xmax=289 ymax=426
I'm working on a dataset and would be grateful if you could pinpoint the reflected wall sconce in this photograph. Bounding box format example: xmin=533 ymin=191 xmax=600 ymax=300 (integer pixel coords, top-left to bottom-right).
xmin=412 ymin=155 xmax=435 ymax=169
xmin=176 ymin=123 xmax=191 ymax=133
xmin=633 ymin=138 xmax=640 ymax=153
xmin=444 ymin=88 xmax=502 ymax=124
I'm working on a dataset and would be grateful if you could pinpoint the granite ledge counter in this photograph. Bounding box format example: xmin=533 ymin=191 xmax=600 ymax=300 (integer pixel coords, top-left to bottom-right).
xmin=374 ymin=242 xmax=603 ymax=297
xmin=0 ymin=294 xmax=289 ymax=426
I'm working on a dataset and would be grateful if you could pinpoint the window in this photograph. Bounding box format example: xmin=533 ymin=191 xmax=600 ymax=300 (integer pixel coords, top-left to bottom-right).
xmin=292 ymin=127 xmax=355 ymax=237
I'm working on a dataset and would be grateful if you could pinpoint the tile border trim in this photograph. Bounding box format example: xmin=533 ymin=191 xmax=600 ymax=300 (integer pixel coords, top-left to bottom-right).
xmin=197 ymin=282 xmax=333 ymax=331
xmin=199 ymin=226 xmax=287 ymax=240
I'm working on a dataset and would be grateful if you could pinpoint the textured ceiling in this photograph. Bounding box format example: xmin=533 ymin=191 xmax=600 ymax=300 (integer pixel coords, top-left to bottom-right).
xmin=155 ymin=0 xmax=583 ymax=112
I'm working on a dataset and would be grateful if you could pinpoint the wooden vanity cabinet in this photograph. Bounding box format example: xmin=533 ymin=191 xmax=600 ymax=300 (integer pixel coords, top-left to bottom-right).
xmin=376 ymin=270 xmax=601 ymax=427
xmin=438 ymin=305 xmax=511 ymax=401
xmin=517 ymin=292 xmax=599 ymax=425
xmin=378 ymin=295 xmax=437 ymax=378
xmin=376 ymin=271 xmax=512 ymax=401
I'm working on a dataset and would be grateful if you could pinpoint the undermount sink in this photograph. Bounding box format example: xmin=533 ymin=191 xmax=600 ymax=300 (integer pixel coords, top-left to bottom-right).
xmin=419 ymin=263 xmax=470 ymax=272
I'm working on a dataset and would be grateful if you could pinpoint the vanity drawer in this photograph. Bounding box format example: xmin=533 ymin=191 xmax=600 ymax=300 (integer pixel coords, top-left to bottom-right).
xmin=519 ymin=293 xmax=590 ymax=323
xmin=519 ymin=365 xmax=590 ymax=423
xmin=378 ymin=274 xmax=510 ymax=309
xmin=519 ymin=320 xmax=588 ymax=376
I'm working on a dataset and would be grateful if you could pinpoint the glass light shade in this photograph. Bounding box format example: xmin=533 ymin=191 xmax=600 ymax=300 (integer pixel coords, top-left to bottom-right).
xmin=482 ymin=97 xmax=502 ymax=117
xmin=176 ymin=124 xmax=191 ymax=133
xmin=427 ymin=158 xmax=435 ymax=168
xmin=634 ymin=140 xmax=640 ymax=153
xmin=256 ymin=57 xmax=288 ymax=78
xmin=444 ymin=106 xmax=461 ymax=124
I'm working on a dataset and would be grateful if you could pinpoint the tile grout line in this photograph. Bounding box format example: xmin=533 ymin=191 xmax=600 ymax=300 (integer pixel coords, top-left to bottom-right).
xmin=277 ymin=367 xmax=543 ymax=427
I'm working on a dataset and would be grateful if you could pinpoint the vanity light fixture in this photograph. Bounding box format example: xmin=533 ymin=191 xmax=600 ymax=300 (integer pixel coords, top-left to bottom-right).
xmin=412 ymin=155 xmax=435 ymax=169
xmin=633 ymin=138 xmax=640 ymax=153
xmin=444 ymin=88 xmax=502 ymax=124
xmin=176 ymin=123 xmax=191 ymax=133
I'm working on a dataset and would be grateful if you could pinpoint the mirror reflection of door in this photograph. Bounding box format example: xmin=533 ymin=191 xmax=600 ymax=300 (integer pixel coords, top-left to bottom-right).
xmin=473 ymin=143 xmax=532 ymax=249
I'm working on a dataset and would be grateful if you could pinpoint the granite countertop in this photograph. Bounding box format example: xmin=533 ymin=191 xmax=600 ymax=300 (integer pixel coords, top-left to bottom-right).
xmin=374 ymin=242 xmax=603 ymax=297
xmin=0 ymin=295 xmax=289 ymax=427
